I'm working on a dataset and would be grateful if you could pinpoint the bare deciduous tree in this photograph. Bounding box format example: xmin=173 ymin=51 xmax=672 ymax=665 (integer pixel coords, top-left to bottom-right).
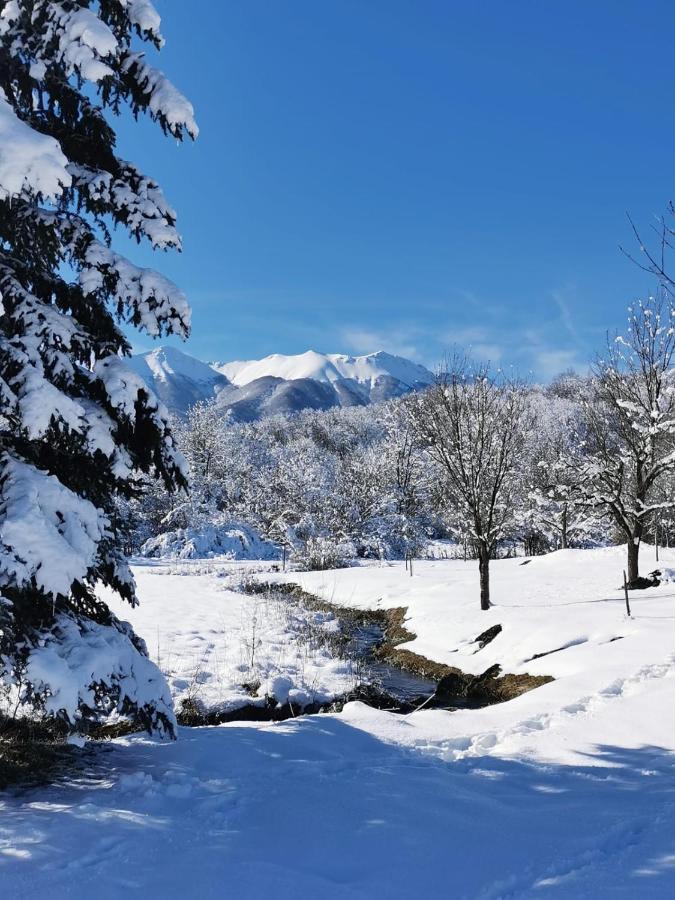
xmin=525 ymin=386 xmax=603 ymax=551
xmin=581 ymin=293 xmax=675 ymax=583
xmin=409 ymin=359 xmax=529 ymax=610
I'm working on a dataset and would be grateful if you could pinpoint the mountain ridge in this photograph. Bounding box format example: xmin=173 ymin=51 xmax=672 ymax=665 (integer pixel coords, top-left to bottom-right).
xmin=129 ymin=346 xmax=435 ymax=419
xmin=212 ymin=349 xmax=435 ymax=390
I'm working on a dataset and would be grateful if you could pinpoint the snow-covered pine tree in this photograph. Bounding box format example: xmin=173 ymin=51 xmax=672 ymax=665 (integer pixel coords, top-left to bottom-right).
xmin=0 ymin=1 xmax=197 ymax=736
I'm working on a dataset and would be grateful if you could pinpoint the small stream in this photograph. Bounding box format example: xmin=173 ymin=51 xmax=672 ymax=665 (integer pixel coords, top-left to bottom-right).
xmin=178 ymin=592 xmax=441 ymax=727
xmin=180 ymin=583 xmax=517 ymax=728
xmin=345 ymin=621 xmax=486 ymax=710
xmin=346 ymin=623 xmax=437 ymax=705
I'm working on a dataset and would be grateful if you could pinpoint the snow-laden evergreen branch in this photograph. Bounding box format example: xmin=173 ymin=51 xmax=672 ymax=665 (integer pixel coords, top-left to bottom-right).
xmin=0 ymin=0 xmax=194 ymax=736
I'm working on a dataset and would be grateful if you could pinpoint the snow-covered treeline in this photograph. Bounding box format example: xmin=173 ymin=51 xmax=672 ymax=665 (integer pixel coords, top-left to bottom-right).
xmin=129 ymin=399 xmax=440 ymax=566
xmin=128 ymin=377 xmax=602 ymax=566
xmin=133 ymin=295 xmax=675 ymax=604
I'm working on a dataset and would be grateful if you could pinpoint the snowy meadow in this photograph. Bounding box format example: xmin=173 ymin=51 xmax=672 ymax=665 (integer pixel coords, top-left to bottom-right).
xmin=4 ymin=548 xmax=675 ymax=898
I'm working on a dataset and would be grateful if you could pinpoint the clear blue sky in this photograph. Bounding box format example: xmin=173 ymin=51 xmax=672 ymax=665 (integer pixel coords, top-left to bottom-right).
xmin=117 ymin=0 xmax=675 ymax=378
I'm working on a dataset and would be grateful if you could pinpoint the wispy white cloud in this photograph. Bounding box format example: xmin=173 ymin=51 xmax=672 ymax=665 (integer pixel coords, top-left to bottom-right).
xmin=442 ymin=325 xmax=504 ymax=362
xmin=211 ymin=282 xmax=595 ymax=382
xmin=551 ymin=286 xmax=579 ymax=343
xmin=472 ymin=343 xmax=504 ymax=362
xmin=532 ymin=348 xmax=587 ymax=380
xmin=342 ymin=304 xmax=587 ymax=379
xmin=341 ymin=325 xmax=427 ymax=364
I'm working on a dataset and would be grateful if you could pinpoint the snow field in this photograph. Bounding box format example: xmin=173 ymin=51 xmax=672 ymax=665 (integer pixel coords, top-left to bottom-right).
xmin=3 ymin=713 xmax=675 ymax=898
xmin=267 ymin=546 xmax=675 ymax=765
xmin=4 ymin=547 xmax=675 ymax=897
xmin=101 ymin=560 xmax=358 ymax=715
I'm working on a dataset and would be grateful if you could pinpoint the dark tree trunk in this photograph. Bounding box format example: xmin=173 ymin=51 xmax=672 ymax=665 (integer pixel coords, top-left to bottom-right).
xmin=627 ymin=537 xmax=640 ymax=583
xmin=561 ymin=503 xmax=568 ymax=550
xmin=478 ymin=543 xmax=491 ymax=610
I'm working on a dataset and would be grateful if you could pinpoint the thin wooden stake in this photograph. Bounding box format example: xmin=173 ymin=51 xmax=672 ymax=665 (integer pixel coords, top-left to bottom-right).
xmin=409 ymin=556 xmax=413 ymax=577
xmin=623 ymin=569 xmax=631 ymax=618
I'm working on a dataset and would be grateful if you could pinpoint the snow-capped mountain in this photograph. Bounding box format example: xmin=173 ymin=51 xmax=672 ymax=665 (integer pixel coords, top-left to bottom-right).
xmin=127 ymin=346 xmax=228 ymax=416
xmin=213 ymin=350 xmax=435 ymax=390
xmin=130 ymin=347 xmax=435 ymax=419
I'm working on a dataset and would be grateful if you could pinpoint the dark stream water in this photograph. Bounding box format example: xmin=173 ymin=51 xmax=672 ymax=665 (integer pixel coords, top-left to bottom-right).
xmin=345 ymin=620 xmax=490 ymax=712
xmin=346 ymin=623 xmax=437 ymax=704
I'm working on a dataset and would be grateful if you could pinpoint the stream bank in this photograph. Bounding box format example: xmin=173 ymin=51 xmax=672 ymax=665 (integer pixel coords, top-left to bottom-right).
xmin=177 ymin=580 xmax=552 ymax=727
xmin=253 ymin=582 xmax=552 ymax=702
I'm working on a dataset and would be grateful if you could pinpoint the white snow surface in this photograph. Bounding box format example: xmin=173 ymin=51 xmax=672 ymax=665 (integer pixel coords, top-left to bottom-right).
xmin=24 ymin=614 xmax=174 ymax=731
xmin=212 ymin=349 xmax=435 ymax=388
xmin=52 ymin=6 xmax=117 ymax=83
xmin=0 ymin=454 xmax=104 ymax=597
xmin=129 ymin=345 xmax=226 ymax=387
xmin=81 ymin=243 xmax=190 ymax=339
xmin=0 ymin=94 xmax=70 ymax=202
xmin=99 ymin=560 xmax=355 ymax=714
xmin=5 ymin=546 xmax=675 ymax=898
xmin=123 ymin=0 xmax=163 ymax=42
xmin=121 ymin=53 xmax=198 ymax=139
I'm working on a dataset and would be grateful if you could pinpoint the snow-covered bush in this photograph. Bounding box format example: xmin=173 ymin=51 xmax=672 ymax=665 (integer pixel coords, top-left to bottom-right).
xmin=294 ymin=536 xmax=357 ymax=571
xmin=0 ymin=1 xmax=195 ymax=736
xmin=141 ymin=520 xmax=278 ymax=561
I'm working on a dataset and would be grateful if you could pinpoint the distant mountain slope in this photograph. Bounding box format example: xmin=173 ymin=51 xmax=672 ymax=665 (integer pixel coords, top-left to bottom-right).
xmin=127 ymin=346 xmax=228 ymax=416
xmin=213 ymin=376 xmax=341 ymax=422
xmin=131 ymin=347 xmax=435 ymax=419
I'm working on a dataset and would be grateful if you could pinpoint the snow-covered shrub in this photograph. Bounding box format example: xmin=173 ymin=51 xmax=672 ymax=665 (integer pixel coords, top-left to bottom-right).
xmin=141 ymin=520 xmax=279 ymax=561
xmin=0 ymin=1 xmax=195 ymax=736
xmin=294 ymin=536 xmax=356 ymax=571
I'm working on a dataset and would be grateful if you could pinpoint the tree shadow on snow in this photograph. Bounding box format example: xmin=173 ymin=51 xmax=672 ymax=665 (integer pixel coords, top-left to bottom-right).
xmin=1 ymin=719 xmax=675 ymax=898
